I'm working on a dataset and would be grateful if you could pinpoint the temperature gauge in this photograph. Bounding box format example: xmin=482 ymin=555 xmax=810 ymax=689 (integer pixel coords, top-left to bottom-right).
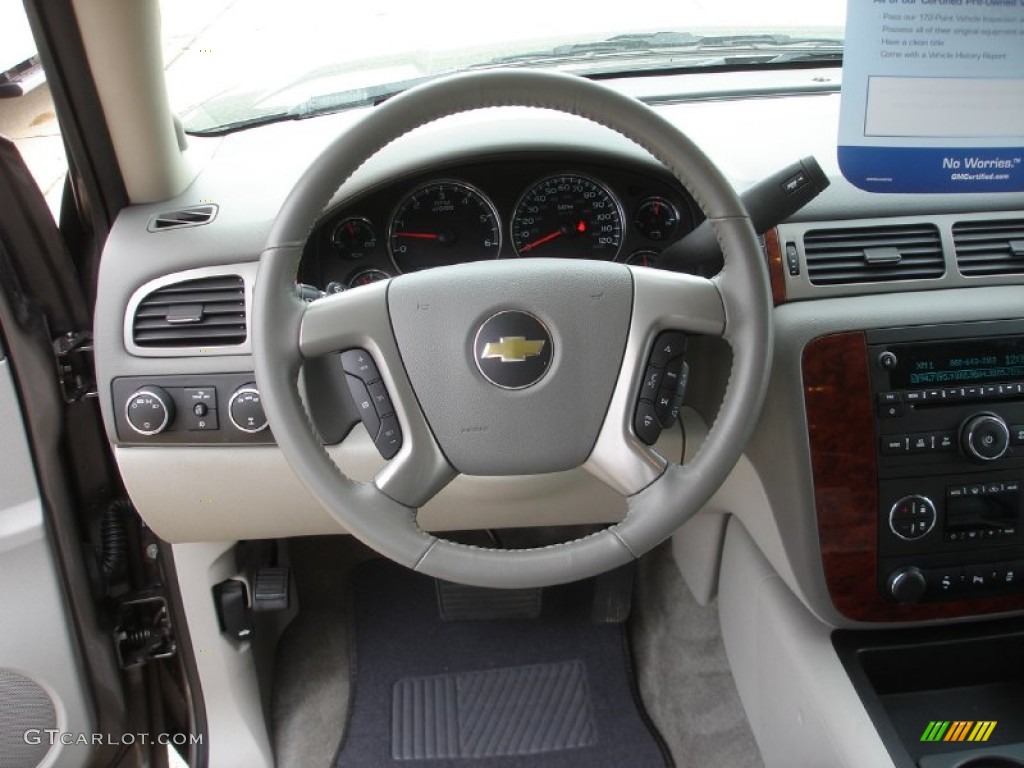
xmin=634 ymin=197 xmax=680 ymax=242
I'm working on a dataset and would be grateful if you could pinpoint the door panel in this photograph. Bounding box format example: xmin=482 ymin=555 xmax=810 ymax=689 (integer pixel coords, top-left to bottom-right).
xmin=0 ymin=344 xmax=96 ymax=766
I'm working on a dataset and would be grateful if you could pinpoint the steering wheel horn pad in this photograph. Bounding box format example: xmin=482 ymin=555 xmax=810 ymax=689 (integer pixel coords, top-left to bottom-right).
xmin=253 ymin=69 xmax=773 ymax=588
xmin=388 ymin=258 xmax=632 ymax=477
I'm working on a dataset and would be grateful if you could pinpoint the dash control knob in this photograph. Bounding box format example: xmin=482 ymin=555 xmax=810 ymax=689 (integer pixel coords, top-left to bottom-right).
xmin=961 ymin=412 xmax=1010 ymax=462
xmin=228 ymin=386 xmax=268 ymax=433
xmin=125 ymin=386 xmax=174 ymax=436
xmin=887 ymin=567 xmax=927 ymax=604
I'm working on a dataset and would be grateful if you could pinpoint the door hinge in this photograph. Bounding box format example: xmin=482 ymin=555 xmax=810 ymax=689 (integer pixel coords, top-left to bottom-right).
xmin=114 ymin=591 xmax=177 ymax=669
xmin=53 ymin=330 xmax=97 ymax=403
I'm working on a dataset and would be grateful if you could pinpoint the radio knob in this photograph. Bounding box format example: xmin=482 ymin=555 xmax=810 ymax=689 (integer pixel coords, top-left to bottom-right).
xmin=887 ymin=567 xmax=927 ymax=604
xmin=125 ymin=386 xmax=174 ymax=436
xmin=961 ymin=413 xmax=1010 ymax=461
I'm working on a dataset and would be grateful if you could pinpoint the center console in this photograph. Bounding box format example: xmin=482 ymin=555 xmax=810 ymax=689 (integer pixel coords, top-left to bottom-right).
xmin=869 ymin=325 xmax=1024 ymax=606
xmin=803 ymin=322 xmax=1024 ymax=622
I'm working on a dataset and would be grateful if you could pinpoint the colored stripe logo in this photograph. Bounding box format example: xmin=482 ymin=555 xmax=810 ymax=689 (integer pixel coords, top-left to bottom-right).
xmin=920 ymin=721 xmax=997 ymax=742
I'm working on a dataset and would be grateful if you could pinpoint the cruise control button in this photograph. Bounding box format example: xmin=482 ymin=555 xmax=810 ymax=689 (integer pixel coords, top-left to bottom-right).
xmin=375 ymin=415 xmax=402 ymax=459
xmin=634 ymin=401 xmax=661 ymax=445
xmin=367 ymin=380 xmax=394 ymax=417
xmin=346 ymin=374 xmax=381 ymax=440
xmin=341 ymin=348 xmax=381 ymax=383
xmin=649 ymin=331 xmax=687 ymax=367
xmin=639 ymin=365 xmax=663 ymax=401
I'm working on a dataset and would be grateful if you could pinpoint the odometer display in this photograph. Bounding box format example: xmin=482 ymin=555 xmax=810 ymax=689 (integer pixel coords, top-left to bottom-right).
xmin=388 ymin=180 xmax=500 ymax=273
xmin=511 ymin=174 xmax=623 ymax=260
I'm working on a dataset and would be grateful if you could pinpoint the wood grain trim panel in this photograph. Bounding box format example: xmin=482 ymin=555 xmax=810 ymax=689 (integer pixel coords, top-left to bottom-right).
xmin=803 ymin=332 xmax=1024 ymax=621
xmin=763 ymin=228 xmax=786 ymax=306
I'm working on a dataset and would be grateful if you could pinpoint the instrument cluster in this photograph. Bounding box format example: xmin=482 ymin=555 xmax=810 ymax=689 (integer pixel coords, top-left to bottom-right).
xmin=300 ymin=154 xmax=701 ymax=292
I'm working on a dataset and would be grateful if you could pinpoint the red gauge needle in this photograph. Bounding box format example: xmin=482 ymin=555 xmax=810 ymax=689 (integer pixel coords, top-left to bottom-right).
xmin=520 ymin=230 xmax=563 ymax=253
xmin=394 ymin=232 xmax=441 ymax=240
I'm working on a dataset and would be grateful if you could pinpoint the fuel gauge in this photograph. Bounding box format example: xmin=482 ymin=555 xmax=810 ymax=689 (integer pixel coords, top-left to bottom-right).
xmin=331 ymin=217 xmax=378 ymax=260
xmin=634 ymin=197 xmax=680 ymax=242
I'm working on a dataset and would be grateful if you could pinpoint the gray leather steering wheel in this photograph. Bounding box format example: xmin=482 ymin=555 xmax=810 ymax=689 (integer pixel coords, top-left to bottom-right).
xmin=253 ymin=69 xmax=772 ymax=588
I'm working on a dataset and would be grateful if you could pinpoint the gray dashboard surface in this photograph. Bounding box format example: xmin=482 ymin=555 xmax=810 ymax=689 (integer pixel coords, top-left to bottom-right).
xmin=95 ymin=68 xmax=1024 ymax=626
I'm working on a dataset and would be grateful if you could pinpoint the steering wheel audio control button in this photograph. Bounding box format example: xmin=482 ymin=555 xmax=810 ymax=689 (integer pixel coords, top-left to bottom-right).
xmin=640 ymin=365 xmax=664 ymax=400
xmin=634 ymin=401 xmax=661 ymax=445
xmin=345 ymin=375 xmax=382 ymax=439
xmin=649 ymin=331 xmax=687 ymax=367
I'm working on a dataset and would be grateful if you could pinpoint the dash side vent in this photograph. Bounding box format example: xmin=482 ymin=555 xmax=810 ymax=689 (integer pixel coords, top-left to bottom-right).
xmin=804 ymin=223 xmax=945 ymax=286
xmin=147 ymin=204 xmax=218 ymax=232
xmin=953 ymin=219 xmax=1024 ymax=276
xmin=132 ymin=275 xmax=246 ymax=348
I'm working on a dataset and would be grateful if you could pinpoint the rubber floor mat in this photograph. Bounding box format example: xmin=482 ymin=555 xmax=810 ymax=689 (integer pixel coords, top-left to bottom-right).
xmin=334 ymin=560 xmax=672 ymax=768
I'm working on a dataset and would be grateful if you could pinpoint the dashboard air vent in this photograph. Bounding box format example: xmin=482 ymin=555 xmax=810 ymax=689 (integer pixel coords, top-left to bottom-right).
xmin=803 ymin=223 xmax=944 ymax=286
xmin=147 ymin=204 xmax=218 ymax=232
xmin=132 ymin=275 xmax=246 ymax=348
xmin=953 ymin=219 xmax=1024 ymax=276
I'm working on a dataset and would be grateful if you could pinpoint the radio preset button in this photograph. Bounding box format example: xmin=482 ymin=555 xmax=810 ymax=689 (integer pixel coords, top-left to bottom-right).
xmin=878 ymin=391 xmax=901 ymax=405
xmin=882 ymin=436 xmax=909 ymax=455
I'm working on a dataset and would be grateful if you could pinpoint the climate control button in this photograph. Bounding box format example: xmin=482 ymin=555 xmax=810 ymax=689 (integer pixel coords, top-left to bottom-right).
xmin=889 ymin=494 xmax=936 ymax=541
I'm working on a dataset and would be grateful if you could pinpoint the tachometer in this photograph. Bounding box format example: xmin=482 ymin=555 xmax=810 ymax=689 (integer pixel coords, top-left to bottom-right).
xmin=388 ymin=180 xmax=501 ymax=273
xmin=511 ymin=173 xmax=623 ymax=260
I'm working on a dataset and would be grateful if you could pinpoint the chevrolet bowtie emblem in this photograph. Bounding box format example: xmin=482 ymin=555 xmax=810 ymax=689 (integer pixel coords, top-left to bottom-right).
xmin=473 ymin=311 xmax=553 ymax=389
xmin=481 ymin=336 xmax=546 ymax=363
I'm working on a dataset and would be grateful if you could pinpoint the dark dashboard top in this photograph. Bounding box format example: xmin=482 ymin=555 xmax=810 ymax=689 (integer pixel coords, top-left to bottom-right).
xmin=299 ymin=150 xmax=703 ymax=291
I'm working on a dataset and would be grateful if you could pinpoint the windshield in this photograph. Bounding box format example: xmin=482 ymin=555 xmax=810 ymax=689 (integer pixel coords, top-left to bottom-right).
xmin=160 ymin=0 xmax=846 ymax=134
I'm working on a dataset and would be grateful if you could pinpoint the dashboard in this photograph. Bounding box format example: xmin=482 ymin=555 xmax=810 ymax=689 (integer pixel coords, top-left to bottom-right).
xmin=92 ymin=69 xmax=1024 ymax=629
xmin=299 ymin=153 xmax=702 ymax=291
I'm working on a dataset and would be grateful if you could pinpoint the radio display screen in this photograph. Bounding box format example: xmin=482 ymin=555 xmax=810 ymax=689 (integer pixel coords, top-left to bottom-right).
xmin=946 ymin=491 xmax=1020 ymax=534
xmin=888 ymin=338 xmax=1024 ymax=389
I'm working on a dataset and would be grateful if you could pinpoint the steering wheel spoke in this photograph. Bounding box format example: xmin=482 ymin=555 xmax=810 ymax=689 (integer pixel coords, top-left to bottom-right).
xmin=583 ymin=267 xmax=725 ymax=496
xmin=299 ymin=281 xmax=456 ymax=508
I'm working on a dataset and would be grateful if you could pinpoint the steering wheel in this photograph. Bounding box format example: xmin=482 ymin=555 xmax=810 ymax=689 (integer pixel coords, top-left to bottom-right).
xmin=253 ymin=69 xmax=772 ymax=588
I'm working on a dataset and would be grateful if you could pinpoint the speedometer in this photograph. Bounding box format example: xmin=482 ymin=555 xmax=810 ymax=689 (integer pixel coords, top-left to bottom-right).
xmin=511 ymin=173 xmax=623 ymax=260
xmin=388 ymin=180 xmax=501 ymax=273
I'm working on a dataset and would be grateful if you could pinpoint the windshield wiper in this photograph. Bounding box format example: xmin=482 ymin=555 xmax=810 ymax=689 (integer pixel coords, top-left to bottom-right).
xmin=190 ymin=76 xmax=438 ymax=135
xmin=472 ymin=32 xmax=842 ymax=70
